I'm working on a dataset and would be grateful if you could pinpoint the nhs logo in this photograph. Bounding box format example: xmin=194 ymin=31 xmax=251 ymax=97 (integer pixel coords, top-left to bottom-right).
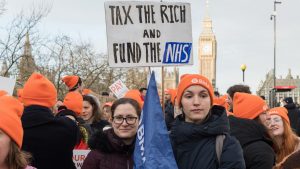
xmin=163 ymin=42 xmax=192 ymax=64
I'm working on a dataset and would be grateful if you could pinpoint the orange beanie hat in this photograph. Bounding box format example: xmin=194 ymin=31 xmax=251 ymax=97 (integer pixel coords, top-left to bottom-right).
xmin=104 ymin=102 xmax=113 ymax=107
xmin=63 ymin=91 xmax=83 ymax=115
xmin=213 ymin=97 xmax=225 ymax=106
xmin=0 ymin=95 xmax=24 ymax=148
xmin=268 ymin=107 xmax=290 ymax=124
xmin=233 ymin=92 xmax=268 ymax=119
xmin=0 ymin=90 xmax=8 ymax=97
xmin=17 ymin=89 xmax=24 ymax=103
xmin=23 ymin=73 xmax=57 ymax=108
xmin=169 ymin=89 xmax=177 ymax=106
xmin=179 ymin=74 xmax=191 ymax=81
xmin=62 ymin=75 xmax=79 ymax=89
xmin=82 ymin=88 xmax=93 ymax=95
xmin=124 ymin=90 xmax=144 ymax=108
xmin=165 ymin=88 xmax=177 ymax=105
xmin=177 ymin=74 xmax=214 ymax=106
xmin=213 ymin=95 xmax=229 ymax=110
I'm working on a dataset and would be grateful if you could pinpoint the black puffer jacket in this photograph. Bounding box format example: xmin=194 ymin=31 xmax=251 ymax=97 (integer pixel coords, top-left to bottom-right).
xmin=22 ymin=105 xmax=78 ymax=169
xmin=170 ymin=106 xmax=245 ymax=169
xmin=229 ymin=116 xmax=275 ymax=169
xmin=284 ymin=103 xmax=300 ymax=133
xmin=164 ymin=100 xmax=175 ymax=131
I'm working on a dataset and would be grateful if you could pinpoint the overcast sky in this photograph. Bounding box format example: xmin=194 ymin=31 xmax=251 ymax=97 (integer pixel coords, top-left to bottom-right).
xmin=2 ymin=0 xmax=300 ymax=94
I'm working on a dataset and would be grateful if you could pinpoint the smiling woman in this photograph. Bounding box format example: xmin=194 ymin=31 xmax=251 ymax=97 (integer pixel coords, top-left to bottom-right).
xmin=170 ymin=74 xmax=245 ymax=169
xmin=82 ymin=98 xmax=141 ymax=169
xmin=267 ymin=107 xmax=300 ymax=168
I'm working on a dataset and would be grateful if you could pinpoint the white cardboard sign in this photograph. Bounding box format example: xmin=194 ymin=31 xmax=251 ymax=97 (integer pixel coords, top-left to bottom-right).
xmin=109 ymin=79 xmax=129 ymax=98
xmin=0 ymin=76 xmax=16 ymax=95
xmin=73 ymin=150 xmax=91 ymax=169
xmin=105 ymin=1 xmax=193 ymax=67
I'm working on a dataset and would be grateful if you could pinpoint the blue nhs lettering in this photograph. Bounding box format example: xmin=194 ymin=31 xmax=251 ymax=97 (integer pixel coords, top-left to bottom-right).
xmin=163 ymin=42 xmax=192 ymax=64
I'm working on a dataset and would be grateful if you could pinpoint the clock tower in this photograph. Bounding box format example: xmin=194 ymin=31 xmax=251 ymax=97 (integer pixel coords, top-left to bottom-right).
xmin=198 ymin=1 xmax=217 ymax=88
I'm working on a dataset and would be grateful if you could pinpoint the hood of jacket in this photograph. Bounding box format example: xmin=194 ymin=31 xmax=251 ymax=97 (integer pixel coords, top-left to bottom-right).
xmin=228 ymin=115 xmax=273 ymax=148
xmin=22 ymin=105 xmax=55 ymax=128
xmin=284 ymin=103 xmax=296 ymax=110
xmin=171 ymin=105 xmax=229 ymax=145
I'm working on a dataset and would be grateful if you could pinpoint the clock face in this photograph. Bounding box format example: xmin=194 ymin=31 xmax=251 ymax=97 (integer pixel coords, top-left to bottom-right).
xmin=202 ymin=43 xmax=212 ymax=55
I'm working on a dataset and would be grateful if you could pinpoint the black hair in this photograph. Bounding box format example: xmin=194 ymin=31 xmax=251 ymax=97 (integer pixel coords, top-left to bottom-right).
xmin=101 ymin=91 xmax=109 ymax=96
xmin=226 ymin=84 xmax=251 ymax=99
xmin=83 ymin=95 xmax=102 ymax=122
xmin=214 ymin=91 xmax=220 ymax=97
xmin=111 ymin=98 xmax=141 ymax=118
xmin=139 ymin=88 xmax=147 ymax=93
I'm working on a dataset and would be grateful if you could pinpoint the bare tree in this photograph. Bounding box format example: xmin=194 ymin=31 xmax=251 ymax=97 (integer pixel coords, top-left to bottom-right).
xmin=0 ymin=0 xmax=5 ymax=16
xmin=35 ymin=35 xmax=116 ymax=99
xmin=0 ymin=1 xmax=148 ymax=99
xmin=125 ymin=68 xmax=148 ymax=89
xmin=34 ymin=35 xmax=71 ymax=98
xmin=0 ymin=3 xmax=51 ymax=77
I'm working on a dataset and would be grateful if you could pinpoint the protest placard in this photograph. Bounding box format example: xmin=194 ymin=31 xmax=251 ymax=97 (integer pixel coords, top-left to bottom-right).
xmin=0 ymin=76 xmax=16 ymax=95
xmin=73 ymin=150 xmax=90 ymax=169
xmin=109 ymin=79 xmax=129 ymax=98
xmin=105 ymin=1 xmax=192 ymax=67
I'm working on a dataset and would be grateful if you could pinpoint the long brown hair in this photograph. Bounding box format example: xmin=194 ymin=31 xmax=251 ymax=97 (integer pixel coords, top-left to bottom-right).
xmin=6 ymin=141 xmax=31 ymax=169
xmin=274 ymin=120 xmax=299 ymax=163
xmin=83 ymin=95 xmax=103 ymax=122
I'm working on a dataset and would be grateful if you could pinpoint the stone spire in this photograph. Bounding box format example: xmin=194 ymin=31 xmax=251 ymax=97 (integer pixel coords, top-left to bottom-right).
xmin=18 ymin=32 xmax=36 ymax=84
xmin=1 ymin=60 xmax=8 ymax=76
xmin=286 ymin=68 xmax=293 ymax=79
xmin=24 ymin=32 xmax=32 ymax=56
xmin=201 ymin=0 xmax=214 ymax=36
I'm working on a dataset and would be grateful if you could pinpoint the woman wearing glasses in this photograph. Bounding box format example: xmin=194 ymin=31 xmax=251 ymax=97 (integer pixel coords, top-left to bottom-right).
xmin=267 ymin=107 xmax=300 ymax=169
xmin=82 ymin=98 xmax=141 ymax=169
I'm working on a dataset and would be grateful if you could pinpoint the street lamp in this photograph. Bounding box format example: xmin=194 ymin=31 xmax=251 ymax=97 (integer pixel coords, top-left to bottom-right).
xmin=270 ymin=0 xmax=281 ymax=107
xmin=240 ymin=64 xmax=247 ymax=83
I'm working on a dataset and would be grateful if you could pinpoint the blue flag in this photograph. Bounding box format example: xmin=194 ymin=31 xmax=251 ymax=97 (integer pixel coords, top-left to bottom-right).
xmin=134 ymin=72 xmax=178 ymax=169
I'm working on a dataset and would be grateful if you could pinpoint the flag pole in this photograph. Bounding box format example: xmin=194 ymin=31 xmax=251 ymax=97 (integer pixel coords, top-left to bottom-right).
xmin=161 ymin=66 xmax=165 ymax=113
xmin=160 ymin=0 xmax=165 ymax=114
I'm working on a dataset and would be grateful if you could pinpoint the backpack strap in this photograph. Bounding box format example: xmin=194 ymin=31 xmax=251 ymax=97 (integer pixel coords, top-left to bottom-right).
xmin=216 ymin=134 xmax=226 ymax=166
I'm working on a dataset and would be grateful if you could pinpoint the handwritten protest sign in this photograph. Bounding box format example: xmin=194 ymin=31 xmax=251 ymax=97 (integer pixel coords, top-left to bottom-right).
xmin=109 ymin=79 xmax=129 ymax=98
xmin=0 ymin=76 xmax=16 ymax=95
xmin=105 ymin=1 xmax=192 ymax=67
xmin=73 ymin=150 xmax=90 ymax=169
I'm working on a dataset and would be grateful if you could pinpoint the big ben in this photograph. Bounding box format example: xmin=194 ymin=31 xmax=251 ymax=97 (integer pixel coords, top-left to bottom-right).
xmin=198 ymin=1 xmax=217 ymax=88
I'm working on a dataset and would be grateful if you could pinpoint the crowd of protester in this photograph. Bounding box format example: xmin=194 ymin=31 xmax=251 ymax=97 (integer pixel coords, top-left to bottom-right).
xmin=1 ymin=72 xmax=300 ymax=169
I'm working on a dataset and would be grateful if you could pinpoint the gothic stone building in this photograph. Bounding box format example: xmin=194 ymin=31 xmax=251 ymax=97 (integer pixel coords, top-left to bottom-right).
xmin=257 ymin=69 xmax=300 ymax=105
